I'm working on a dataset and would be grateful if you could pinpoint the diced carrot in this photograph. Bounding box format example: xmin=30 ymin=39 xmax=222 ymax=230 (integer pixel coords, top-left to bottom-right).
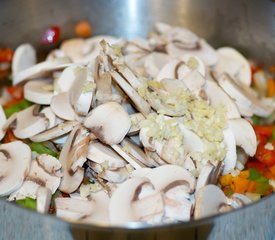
xmin=231 ymin=177 xmax=250 ymax=193
xmin=3 ymin=129 xmax=18 ymax=143
xmin=239 ymin=170 xmax=249 ymax=179
xmin=219 ymin=174 xmax=232 ymax=186
xmin=263 ymin=169 xmax=275 ymax=180
xmin=247 ymin=181 xmax=257 ymax=193
xmin=267 ymin=78 xmax=275 ymax=97
xmin=6 ymin=86 xmax=24 ymax=100
xmin=74 ymin=20 xmax=92 ymax=38
xmin=269 ymin=164 xmax=275 ymax=176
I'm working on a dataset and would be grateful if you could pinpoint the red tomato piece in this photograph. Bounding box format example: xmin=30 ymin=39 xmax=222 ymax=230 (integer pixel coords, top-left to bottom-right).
xmin=41 ymin=26 xmax=61 ymax=45
xmin=0 ymin=48 xmax=13 ymax=63
xmin=255 ymin=142 xmax=275 ymax=167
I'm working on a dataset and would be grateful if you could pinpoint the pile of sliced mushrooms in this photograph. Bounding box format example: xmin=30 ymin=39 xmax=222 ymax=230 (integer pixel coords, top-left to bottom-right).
xmin=0 ymin=22 xmax=274 ymax=225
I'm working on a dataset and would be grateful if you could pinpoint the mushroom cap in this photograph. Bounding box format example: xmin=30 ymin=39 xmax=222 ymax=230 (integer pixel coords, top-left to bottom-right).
xmin=0 ymin=141 xmax=31 ymax=196
xmin=87 ymin=141 xmax=126 ymax=169
xmin=0 ymin=105 xmax=7 ymax=141
xmin=84 ymin=102 xmax=131 ymax=145
xmin=215 ymin=47 xmax=251 ymax=86
xmin=228 ymin=118 xmax=257 ymax=156
xmin=12 ymin=43 xmax=36 ymax=77
xmin=13 ymin=57 xmax=72 ymax=85
xmin=24 ymin=78 xmax=54 ymax=105
xmin=146 ymin=164 xmax=196 ymax=193
xmin=13 ymin=105 xmax=49 ymax=139
xmin=51 ymin=92 xmax=76 ymax=121
xmin=40 ymin=107 xmax=58 ymax=129
xmin=194 ymin=184 xmax=227 ymax=219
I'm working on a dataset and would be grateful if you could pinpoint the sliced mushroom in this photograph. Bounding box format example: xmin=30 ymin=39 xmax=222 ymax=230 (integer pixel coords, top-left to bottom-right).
xmin=12 ymin=43 xmax=36 ymax=77
xmin=147 ymin=164 xmax=196 ymax=193
xmin=40 ymin=107 xmax=58 ymax=129
xmin=51 ymin=92 xmax=76 ymax=121
xmin=30 ymin=121 xmax=78 ymax=142
xmin=214 ymin=47 xmax=251 ymax=86
xmin=36 ymin=186 xmax=52 ymax=214
xmin=13 ymin=57 xmax=72 ymax=85
xmin=0 ymin=105 xmax=7 ymax=140
xmin=59 ymin=125 xmax=89 ymax=193
xmin=9 ymin=154 xmax=62 ymax=200
xmin=131 ymin=168 xmax=153 ymax=178
xmin=204 ymin=80 xmax=241 ymax=119
xmin=128 ymin=113 xmax=145 ymax=135
xmin=55 ymin=197 xmax=95 ymax=220
xmin=228 ymin=118 xmax=257 ymax=156
xmin=195 ymin=162 xmax=215 ymax=192
xmin=69 ymin=66 xmax=95 ymax=116
xmin=109 ymin=177 xmax=164 ymax=224
xmin=0 ymin=141 xmax=31 ymax=196
xmin=87 ymin=141 xmax=126 ymax=169
xmin=12 ymin=105 xmax=49 ymax=139
xmin=24 ymin=78 xmax=54 ymax=105
xmin=84 ymin=102 xmax=131 ymax=145
xmin=194 ymin=184 xmax=227 ymax=219
xmin=215 ymin=73 xmax=274 ymax=117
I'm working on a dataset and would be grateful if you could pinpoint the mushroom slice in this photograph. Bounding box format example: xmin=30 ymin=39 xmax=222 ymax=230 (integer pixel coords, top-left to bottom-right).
xmin=222 ymin=128 xmax=237 ymax=175
xmin=121 ymin=138 xmax=157 ymax=167
xmin=30 ymin=121 xmax=78 ymax=142
xmin=147 ymin=165 xmax=196 ymax=193
xmin=55 ymin=197 xmax=95 ymax=220
xmin=228 ymin=118 xmax=257 ymax=156
xmin=88 ymin=162 xmax=129 ymax=183
xmin=12 ymin=105 xmax=49 ymax=139
xmin=204 ymin=80 xmax=240 ymax=119
xmin=36 ymin=186 xmax=51 ymax=214
xmin=41 ymin=107 xmax=58 ymax=129
xmin=215 ymin=47 xmax=251 ymax=86
xmin=194 ymin=184 xmax=228 ymax=219
xmin=144 ymin=149 xmax=167 ymax=166
xmin=69 ymin=66 xmax=95 ymax=116
xmin=227 ymin=193 xmax=252 ymax=208
xmin=9 ymin=154 xmax=61 ymax=200
xmin=0 ymin=141 xmax=31 ymax=196
xmin=131 ymin=168 xmax=153 ymax=178
xmin=166 ymin=39 xmax=218 ymax=66
xmin=12 ymin=43 xmax=36 ymax=77
xmin=24 ymin=78 xmax=54 ymax=105
xmin=87 ymin=141 xmax=126 ymax=169
xmin=13 ymin=57 xmax=72 ymax=85
xmin=144 ymin=52 xmax=172 ymax=78
xmin=59 ymin=125 xmax=89 ymax=193
xmin=0 ymin=105 xmax=7 ymax=140
xmin=128 ymin=113 xmax=145 ymax=135
xmin=109 ymin=177 xmax=164 ymax=224
xmin=51 ymin=92 xmax=76 ymax=121
xmin=110 ymin=71 xmax=151 ymax=116
xmin=81 ymin=190 xmax=110 ymax=224
xmin=84 ymin=102 xmax=131 ymax=145
xmin=195 ymin=163 xmax=215 ymax=192
xmin=216 ymin=73 xmax=273 ymax=117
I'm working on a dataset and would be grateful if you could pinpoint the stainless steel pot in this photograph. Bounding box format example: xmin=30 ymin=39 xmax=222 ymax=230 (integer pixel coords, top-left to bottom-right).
xmin=0 ymin=0 xmax=275 ymax=239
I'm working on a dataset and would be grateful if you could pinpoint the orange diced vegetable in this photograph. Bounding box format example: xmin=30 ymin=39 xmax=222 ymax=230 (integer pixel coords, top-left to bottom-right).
xmin=3 ymin=129 xmax=18 ymax=143
xmin=239 ymin=170 xmax=249 ymax=179
xmin=219 ymin=174 xmax=232 ymax=186
xmin=269 ymin=164 xmax=275 ymax=176
xmin=247 ymin=181 xmax=257 ymax=193
xmin=231 ymin=177 xmax=250 ymax=193
xmin=0 ymin=48 xmax=13 ymax=63
xmin=74 ymin=20 xmax=92 ymax=38
xmin=267 ymin=78 xmax=275 ymax=97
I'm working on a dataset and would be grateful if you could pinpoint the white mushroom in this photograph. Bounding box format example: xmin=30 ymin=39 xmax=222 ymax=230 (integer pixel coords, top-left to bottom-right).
xmin=0 ymin=141 xmax=31 ymax=196
xmin=12 ymin=43 xmax=36 ymax=77
xmin=87 ymin=141 xmax=126 ymax=169
xmin=109 ymin=177 xmax=164 ymax=224
xmin=214 ymin=47 xmax=251 ymax=86
xmin=194 ymin=184 xmax=227 ymax=219
xmin=40 ymin=107 xmax=59 ymax=129
xmin=30 ymin=121 xmax=78 ymax=142
xmin=50 ymin=92 xmax=76 ymax=121
xmin=0 ymin=105 xmax=7 ymax=141
xmin=13 ymin=57 xmax=72 ymax=85
xmin=12 ymin=105 xmax=49 ymax=139
xmin=84 ymin=102 xmax=131 ymax=145
xmin=59 ymin=125 xmax=89 ymax=193
xmin=128 ymin=113 xmax=145 ymax=135
xmin=228 ymin=118 xmax=257 ymax=156
xmin=55 ymin=197 xmax=95 ymax=220
xmin=36 ymin=187 xmax=52 ymax=214
xmin=24 ymin=78 xmax=54 ymax=105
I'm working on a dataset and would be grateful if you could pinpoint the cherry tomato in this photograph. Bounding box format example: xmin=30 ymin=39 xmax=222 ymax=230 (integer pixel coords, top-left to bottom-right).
xmin=41 ymin=26 xmax=61 ymax=45
xmin=0 ymin=48 xmax=13 ymax=63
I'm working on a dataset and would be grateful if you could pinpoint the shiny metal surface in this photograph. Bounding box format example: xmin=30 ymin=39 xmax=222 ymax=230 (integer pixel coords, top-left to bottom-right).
xmin=0 ymin=0 xmax=275 ymax=239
